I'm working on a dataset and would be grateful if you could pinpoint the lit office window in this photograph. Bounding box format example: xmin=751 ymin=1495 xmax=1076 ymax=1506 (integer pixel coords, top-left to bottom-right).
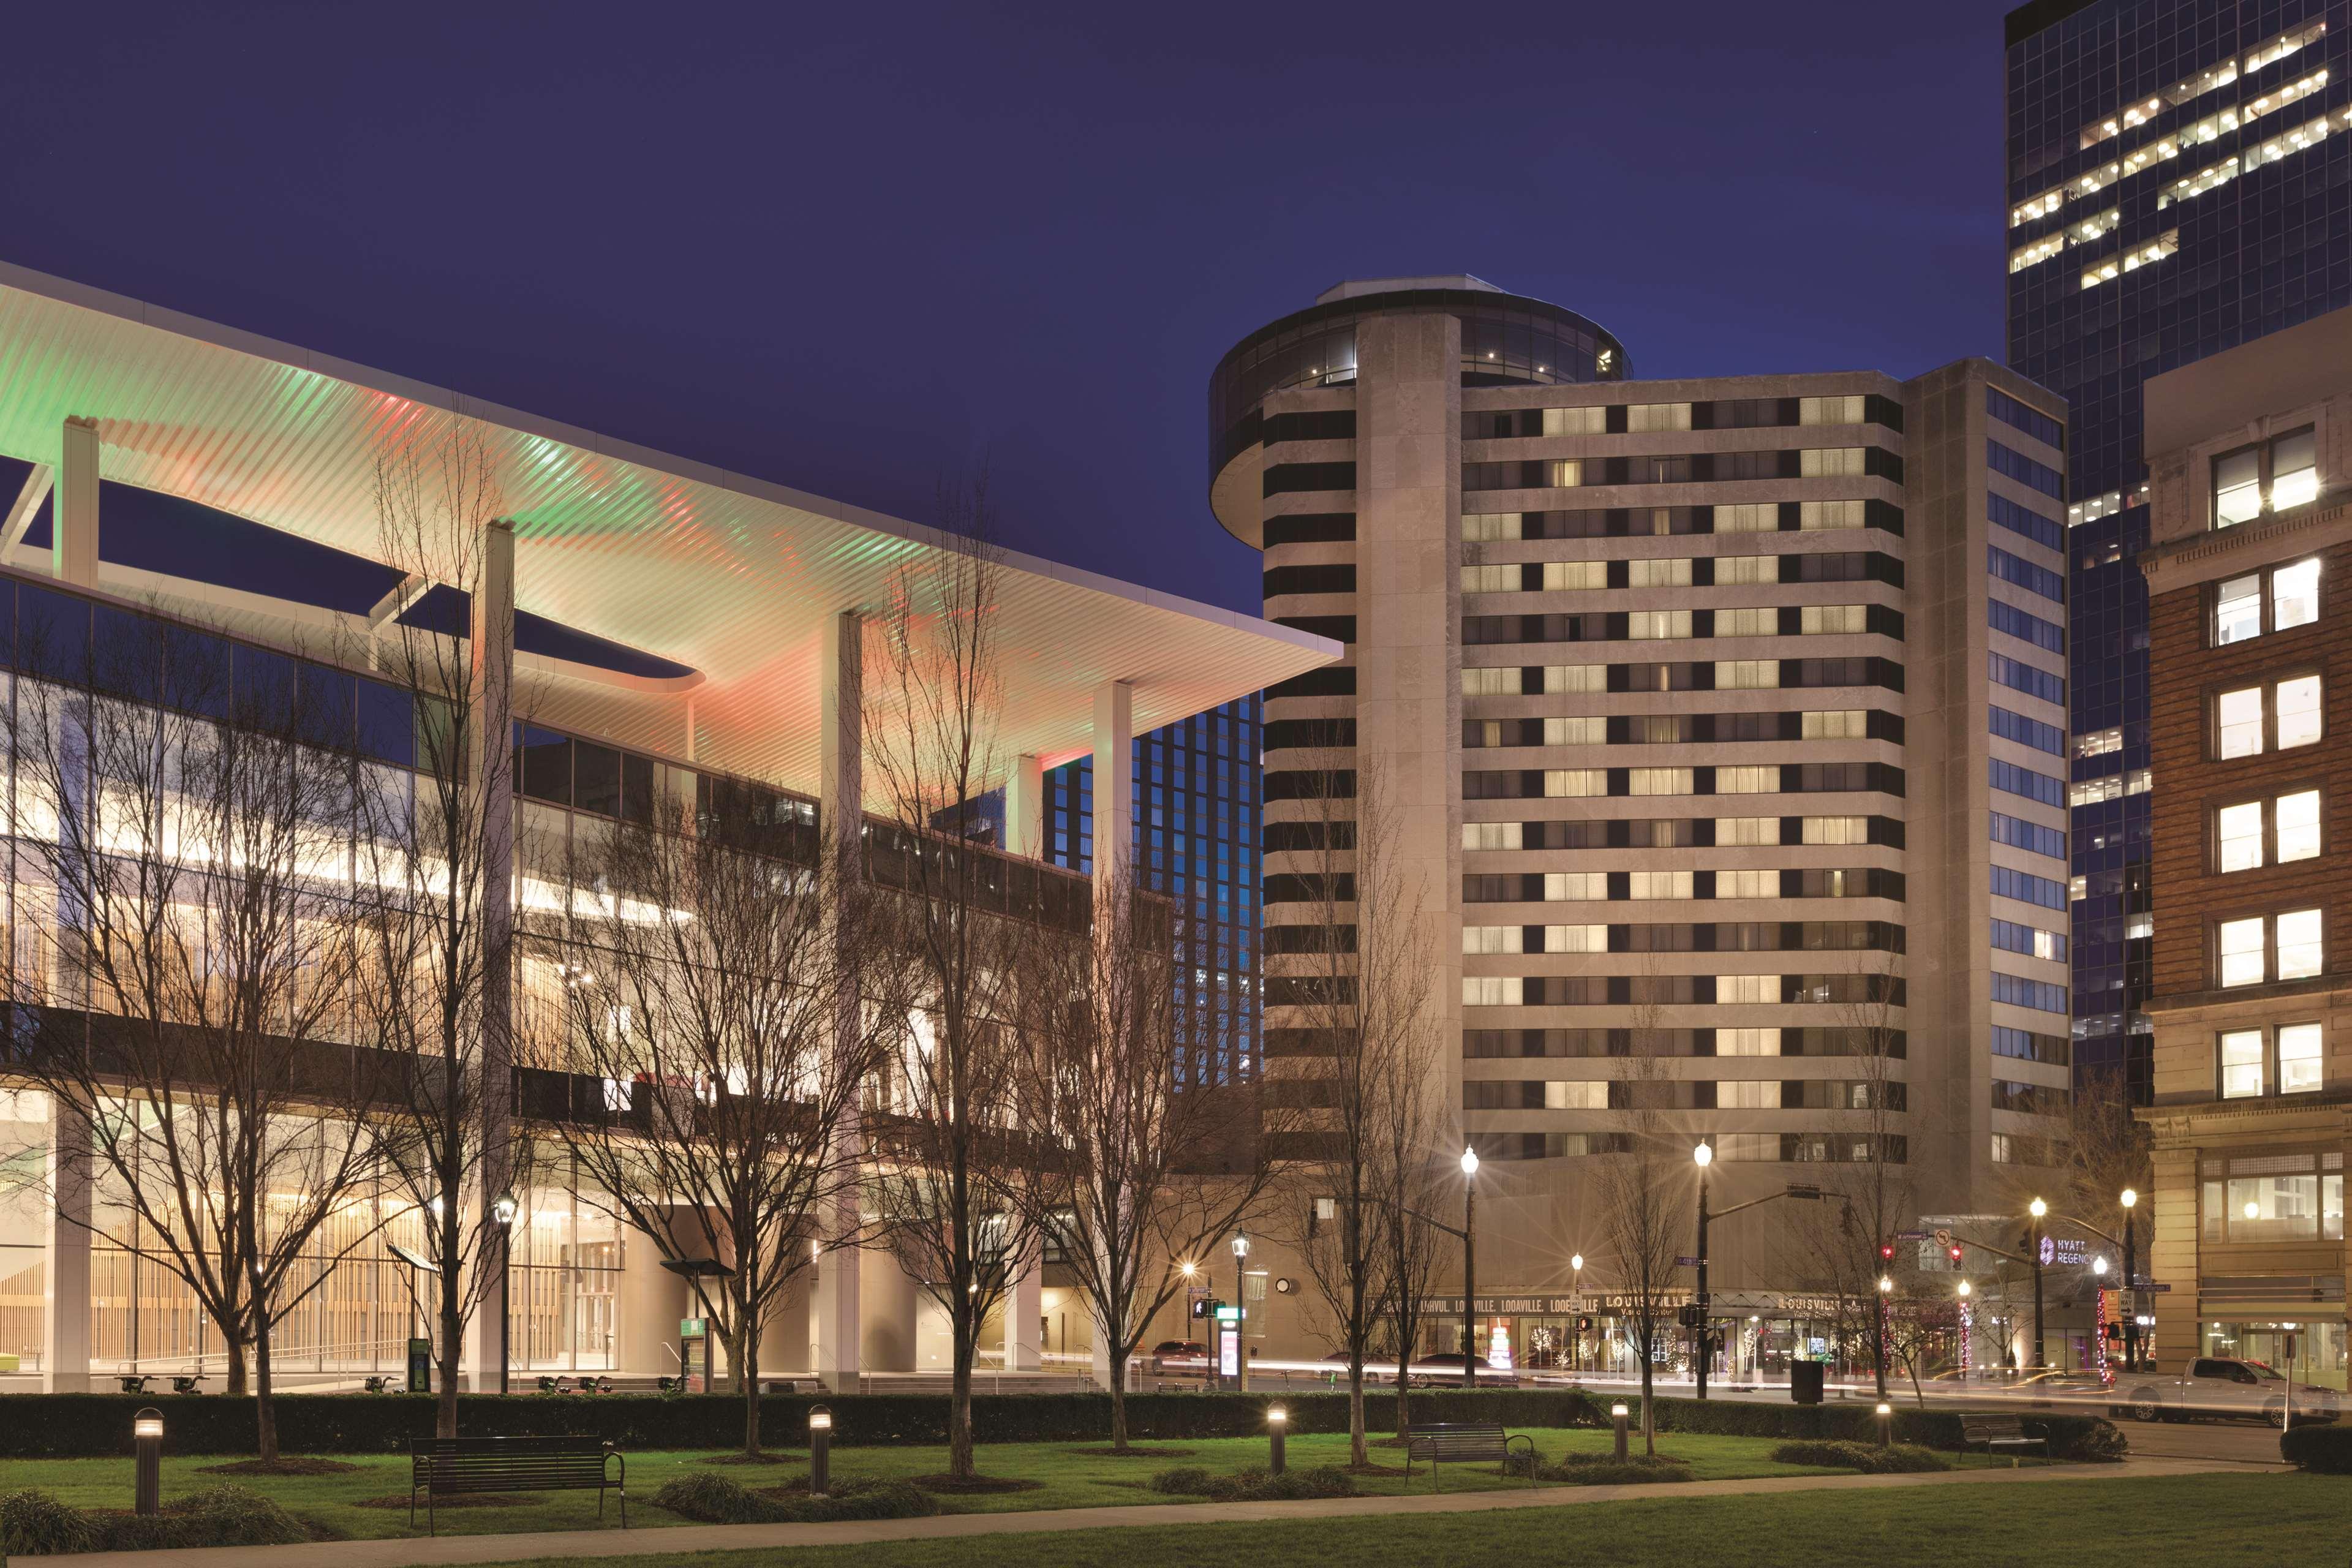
xmin=2280 ymin=1024 xmax=2325 ymax=1093
xmin=2220 ymin=1030 xmax=2265 ymax=1096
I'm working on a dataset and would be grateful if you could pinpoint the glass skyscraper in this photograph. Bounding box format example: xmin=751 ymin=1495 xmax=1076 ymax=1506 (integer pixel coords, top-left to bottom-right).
xmin=1040 ymin=696 xmax=1263 ymax=1085
xmin=2004 ymin=0 xmax=2350 ymax=1097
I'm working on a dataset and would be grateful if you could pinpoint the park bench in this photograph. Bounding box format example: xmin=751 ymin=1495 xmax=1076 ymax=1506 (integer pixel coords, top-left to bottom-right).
xmin=1403 ymin=1422 xmax=1535 ymax=1486
xmin=1960 ymin=1413 xmax=2047 ymax=1457
xmin=409 ymin=1435 xmax=627 ymax=1535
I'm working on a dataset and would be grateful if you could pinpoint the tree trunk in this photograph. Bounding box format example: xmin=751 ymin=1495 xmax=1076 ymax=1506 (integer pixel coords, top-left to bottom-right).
xmin=739 ymin=1323 xmax=762 ymax=1458
xmin=948 ymin=1329 xmax=975 ymax=1481
xmin=221 ymin=1337 xmax=249 ymax=1395
xmin=1393 ymin=1346 xmax=1413 ymax=1438
xmin=1639 ymin=1335 xmax=1656 ymax=1455
xmin=255 ymin=1319 xmax=279 ymax=1464
xmin=1108 ymin=1353 xmax=1129 ymax=1453
xmin=437 ymin=1285 xmax=463 ymax=1439
xmin=1348 ymin=1365 xmax=1367 ymax=1468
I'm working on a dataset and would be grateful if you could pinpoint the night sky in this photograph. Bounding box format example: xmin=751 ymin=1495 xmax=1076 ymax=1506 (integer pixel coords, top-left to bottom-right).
xmin=1 ymin=2 xmax=2015 ymax=619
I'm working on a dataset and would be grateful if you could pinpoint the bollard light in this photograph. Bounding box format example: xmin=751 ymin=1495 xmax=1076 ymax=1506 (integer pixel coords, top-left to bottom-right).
xmin=808 ymin=1405 xmax=833 ymax=1497
xmin=1267 ymin=1404 xmax=1288 ymax=1475
xmin=1610 ymin=1401 xmax=1630 ymax=1461
xmin=1875 ymin=1401 xmax=1892 ymax=1449
xmin=133 ymin=1406 xmax=163 ymax=1516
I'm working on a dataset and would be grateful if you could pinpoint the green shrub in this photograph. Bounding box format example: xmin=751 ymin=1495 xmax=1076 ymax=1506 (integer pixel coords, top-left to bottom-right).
xmin=94 ymin=1484 xmax=311 ymax=1551
xmin=1501 ymin=1443 xmax=1545 ymax=1479
xmin=1147 ymin=1464 xmax=1354 ymax=1502
xmin=1539 ymin=1454 xmax=1692 ymax=1485
xmin=2280 ymin=1423 xmax=2352 ymax=1474
xmin=2053 ymin=1419 xmax=2128 ymax=1463
xmin=1769 ymin=1440 xmax=1950 ymax=1474
xmin=650 ymin=1471 xmax=935 ymax=1525
xmin=0 ymin=1489 xmax=97 ymax=1556
xmin=652 ymin=1472 xmax=795 ymax=1525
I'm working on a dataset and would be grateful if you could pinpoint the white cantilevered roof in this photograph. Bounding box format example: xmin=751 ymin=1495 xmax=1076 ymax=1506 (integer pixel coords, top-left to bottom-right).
xmin=0 ymin=262 xmax=1335 ymax=799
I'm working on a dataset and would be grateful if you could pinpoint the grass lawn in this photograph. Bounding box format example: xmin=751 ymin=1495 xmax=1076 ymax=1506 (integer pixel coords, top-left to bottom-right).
xmin=480 ymin=1473 xmax=2337 ymax=1568
xmin=0 ymin=1427 xmax=1995 ymax=1540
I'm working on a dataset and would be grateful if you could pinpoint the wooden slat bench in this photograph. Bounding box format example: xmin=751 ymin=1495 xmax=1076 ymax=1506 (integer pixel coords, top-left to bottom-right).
xmin=409 ymin=1436 xmax=627 ymax=1535
xmin=1960 ymin=1414 xmax=2047 ymax=1457
xmin=1403 ymin=1422 xmax=1535 ymax=1487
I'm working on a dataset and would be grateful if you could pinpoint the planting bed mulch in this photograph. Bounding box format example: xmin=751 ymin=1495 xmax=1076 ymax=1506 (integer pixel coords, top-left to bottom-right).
xmin=351 ymin=1493 xmax=543 ymax=1510
xmin=908 ymin=1474 xmax=1046 ymax=1494
xmin=198 ymin=1458 xmax=362 ymax=1476
xmin=704 ymin=1452 xmax=802 ymax=1466
xmin=1067 ymin=1446 xmax=1196 ymax=1458
xmin=1340 ymin=1461 xmax=1408 ymax=1476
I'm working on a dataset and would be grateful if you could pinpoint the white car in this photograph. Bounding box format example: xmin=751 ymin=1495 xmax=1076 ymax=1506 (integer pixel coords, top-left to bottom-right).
xmin=2123 ymin=1357 xmax=2340 ymax=1424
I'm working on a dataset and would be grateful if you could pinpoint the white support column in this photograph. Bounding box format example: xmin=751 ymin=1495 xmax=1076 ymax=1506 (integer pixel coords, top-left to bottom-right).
xmin=53 ymin=418 xmax=98 ymax=587
xmin=1003 ymin=753 xmax=1046 ymax=860
xmin=1091 ymin=682 xmax=1133 ymax=895
xmin=815 ymin=609 xmax=864 ymax=1393
xmin=1003 ymin=1242 xmax=1042 ymax=1371
xmin=44 ymin=1106 xmax=92 ymax=1392
xmin=469 ymin=518 xmax=516 ymax=1390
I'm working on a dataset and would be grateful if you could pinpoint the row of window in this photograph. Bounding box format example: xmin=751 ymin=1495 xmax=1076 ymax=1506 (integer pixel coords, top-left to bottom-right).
xmin=1463 ymin=1025 xmax=1903 ymax=1059
xmin=1460 ymin=865 xmax=1903 ymax=918
xmin=1454 ymin=1131 xmax=1904 ymax=1164
xmin=1463 ymin=710 xmax=1901 ymax=750
xmin=1990 ymin=704 xmax=2065 ymax=756
xmin=2199 ymin=1148 xmax=2343 ymax=1243
xmin=1987 ymin=386 xmax=2066 ymax=450
xmin=1458 ymin=550 xmax=1901 ymax=594
xmin=1989 ymin=545 xmax=2065 ymax=602
xmin=2220 ymin=1023 xmax=2326 ymax=1098
xmin=1992 ymin=917 xmax=2068 ymax=962
xmin=2067 ymin=18 xmax=2323 ymax=154
xmin=1991 ymin=971 xmax=2068 ymax=1014
xmin=1461 ymin=603 xmax=1902 ymax=647
xmin=1460 ymin=815 xmax=1903 ymax=851
xmin=1991 ymin=864 xmax=2069 ymax=911
xmin=2081 ymin=228 xmax=2179 ymax=291
xmin=2159 ymin=103 xmax=2349 ymax=217
xmin=1462 ymin=394 xmax=1901 ymax=439
xmin=1993 ymin=1024 xmax=2070 ymax=1065
xmin=1990 ymin=651 xmax=2066 ymax=705
xmin=1988 ymin=439 xmax=2066 ymax=499
xmin=1461 ymin=761 xmax=1905 ymax=801
xmin=1459 ymin=499 xmax=1905 ymax=540
xmin=1991 ymin=810 xmax=2067 ymax=860
xmin=1989 ymin=1077 xmax=2070 ymax=1115
xmin=1461 ymin=972 xmax=1901 ymax=1007
xmin=1462 ymin=447 xmax=1902 ymax=492
xmin=2217 ymin=907 xmax=2324 ymax=987
xmin=1991 ymin=757 xmax=2067 ymax=808
xmin=1464 ymin=1077 xmax=1903 ymax=1112
xmin=1989 ymin=492 xmax=2064 ymax=551
xmin=1461 ymin=657 xmax=1906 ymax=696
xmin=1989 ymin=598 xmax=2066 ymax=652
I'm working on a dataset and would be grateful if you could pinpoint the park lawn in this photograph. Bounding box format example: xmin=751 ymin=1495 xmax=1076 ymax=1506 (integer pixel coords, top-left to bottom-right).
xmin=0 ymin=1427 xmax=1958 ymax=1540
xmin=483 ymin=1472 xmax=2337 ymax=1568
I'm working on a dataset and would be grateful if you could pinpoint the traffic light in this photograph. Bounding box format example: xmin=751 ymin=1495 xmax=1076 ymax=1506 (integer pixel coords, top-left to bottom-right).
xmin=1878 ymin=1243 xmax=1895 ymax=1262
xmin=1192 ymin=1298 xmax=1222 ymax=1321
xmin=1947 ymin=1245 xmax=1964 ymax=1267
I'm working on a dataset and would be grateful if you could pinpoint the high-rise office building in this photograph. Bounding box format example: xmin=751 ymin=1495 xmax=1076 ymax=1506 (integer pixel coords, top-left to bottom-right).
xmin=1209 ymin=276 xmax=2071 ymax=1364
xmin=1036 ymin=697 xmax=1264 ymax=1084
xmin=2004 ymin=0 xmax=2349 ymax=1098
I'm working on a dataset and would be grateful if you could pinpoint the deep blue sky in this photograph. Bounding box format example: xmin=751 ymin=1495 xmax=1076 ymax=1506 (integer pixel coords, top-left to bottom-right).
xmin=1 ymin=2 xmax=2015 ymax=618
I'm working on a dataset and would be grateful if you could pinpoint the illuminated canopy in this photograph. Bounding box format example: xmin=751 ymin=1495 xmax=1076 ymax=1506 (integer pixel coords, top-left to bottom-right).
xmin=0 ymin=262 xmax=1336 ymax=799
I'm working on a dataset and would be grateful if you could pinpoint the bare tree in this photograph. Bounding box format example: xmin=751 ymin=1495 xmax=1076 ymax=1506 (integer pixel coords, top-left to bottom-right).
xmin=1275 ymin=748 xmax=1430 ymax=1469
xmin=4 ymin=608 xmax=389 ymax=1462
xmin=1005 ymin=863 xmax=1292 ymax=1451
xmin=2057 ymin=1064 xmax=2152 ymax=1227
xmin=1371 ymin=985 xmax=1450 ymax=1441
xmin=349 ymin=428 xmax=532 ymax=1437
xmin=859 ymin=480 xmax=1033 ymax=1483
xmin=1595 ymin=986 xmax=1683 ymax=1454
xmin=552 ymin=791 xmax=891 ymax=1458
xmin=1838 ymin=962 xmax=1912 ymax=1399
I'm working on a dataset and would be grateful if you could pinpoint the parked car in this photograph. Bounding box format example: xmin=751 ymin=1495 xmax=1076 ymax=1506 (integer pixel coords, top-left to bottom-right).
xmin=1150 ymin=1340 xmax=1208 ymax=1373
xmin=2123 ymin=1357 xmax=2340 ymax=1424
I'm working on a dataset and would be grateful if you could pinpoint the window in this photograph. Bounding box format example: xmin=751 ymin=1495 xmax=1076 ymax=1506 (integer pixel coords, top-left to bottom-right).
xmin=1989 ymin=598 xmax=2065 ymax=653
xmin=1989 ymin=652 xmax=2064 ymax=705
xmin=1626 ymin=402 xmax=1691 ymax=432
xmin=1989 ymin=705 xmax=2064 ymax=755
xmin=1541 ymin=405 xmax=1605 ymax=437
xmin=1626 ymin=557 xmax=1689 ymax=588
xmin=2220 ymin=1030 xmax=2265 ymax=1097
xmin=2216 ymin=676 xmax=2323 ymax=758
xmin=2216 ymin=789 xmax=2322 ymax=872
xmin=2215 ymin=573 xmax=2263 ymax=643
xmin=2203 ymin=1149 xmax=2343 ymax=1243
xmin=2218 ymin=908 xmax=2324 ymax=987
xmin=1715 ymin=660 xmax=1779 ymax=690
xmin=1799 ymin=395 xmax=1867 ymax=426
xmin=1462 ymin=821 xmax=1521 ymax=851
xmin=1987 ymin=388 xmax=2064 ymax=448
xmin=1800 ymin=448 xmax=1866 ymax=478
xmin=2274 ymin=558 xmax=2321 ymax=630
xmin=1462 ymin=513 xmax=1515 ymax=541
xmin=2213 ymin=429 xmax=2320 ymax=527
xmin=2280 ymin=1024 xmax=2324 ymax=1094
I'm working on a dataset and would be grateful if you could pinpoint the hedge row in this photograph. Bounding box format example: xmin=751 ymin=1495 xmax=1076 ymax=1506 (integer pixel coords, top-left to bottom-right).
xmin=0 ymin=1387 xmax=2125 ymax=1460
xmin=2280 ymin=1423 xmax=2352 ymax=1472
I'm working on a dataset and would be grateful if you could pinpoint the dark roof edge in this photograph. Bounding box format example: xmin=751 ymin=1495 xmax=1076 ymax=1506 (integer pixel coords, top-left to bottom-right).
xmin=2005 ymin=0 xmax=2105 ymax=48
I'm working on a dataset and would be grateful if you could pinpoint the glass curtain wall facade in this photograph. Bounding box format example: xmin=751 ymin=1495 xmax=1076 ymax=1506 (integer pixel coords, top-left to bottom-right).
xmin=1041 ymin=696 xmax=1263 ymax=1084
xmin=2004 ymin=0 xmax=2352 ymax=1096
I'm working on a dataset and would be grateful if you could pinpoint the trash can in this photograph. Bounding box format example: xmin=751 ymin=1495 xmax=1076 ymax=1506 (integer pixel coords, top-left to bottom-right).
xmin=1790 ymin=1360 xmax=1825 ymax=1405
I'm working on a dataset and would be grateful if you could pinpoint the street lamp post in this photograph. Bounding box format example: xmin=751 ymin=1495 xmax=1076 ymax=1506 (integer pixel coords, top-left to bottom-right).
xmin=1231 ymin=1232 xmax=1251 ymax=1393
xmin=1570 ymin=1253 xmax=1585 ymax=1375
xmin=1876 ymin=1274 xmax=1893 ymax=1399
xmin=1461 ymin=1145 xmax=1480 ymax=1390
xmin=2120 ymin=1188 xmax=2139 ymax=1373
xmin=1692 ymin=1142 xmax=1713 ymax=1400
xmin=2027 ymin=1199 xmax=2048 ymax=1370
xmin=493 ymin=1191 xmax=518 ymax=1395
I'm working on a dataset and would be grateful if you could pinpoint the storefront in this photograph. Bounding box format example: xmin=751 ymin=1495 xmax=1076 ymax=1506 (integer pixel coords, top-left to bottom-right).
xmin=1420 ymin=1291 xmax=1868 ymax=1382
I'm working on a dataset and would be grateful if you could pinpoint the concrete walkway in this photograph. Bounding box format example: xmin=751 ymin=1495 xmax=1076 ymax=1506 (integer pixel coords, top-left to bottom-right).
xmin=44 ymin=1455 xmax=2252 ymax=1568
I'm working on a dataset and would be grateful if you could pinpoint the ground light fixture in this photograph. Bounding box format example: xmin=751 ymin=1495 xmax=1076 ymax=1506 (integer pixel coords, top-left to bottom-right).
xmin=808 ymin=1406 xmax=832 ymax=1496
xmin=132 ymin=1408 xmax=163 ymax=1516
xmin=1610 ymin=1403 xmax=1630 ymax=1460
xmin=1875 ymin=1401 xmax=1892 ymax=1448
xmin=1267 ymin=1404 xmax=1287 ymax=1474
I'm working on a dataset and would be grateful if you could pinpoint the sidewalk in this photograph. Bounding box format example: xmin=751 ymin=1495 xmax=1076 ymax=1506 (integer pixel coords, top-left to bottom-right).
xmin=42 ymin=1455 xmax=2249 ymax=1568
